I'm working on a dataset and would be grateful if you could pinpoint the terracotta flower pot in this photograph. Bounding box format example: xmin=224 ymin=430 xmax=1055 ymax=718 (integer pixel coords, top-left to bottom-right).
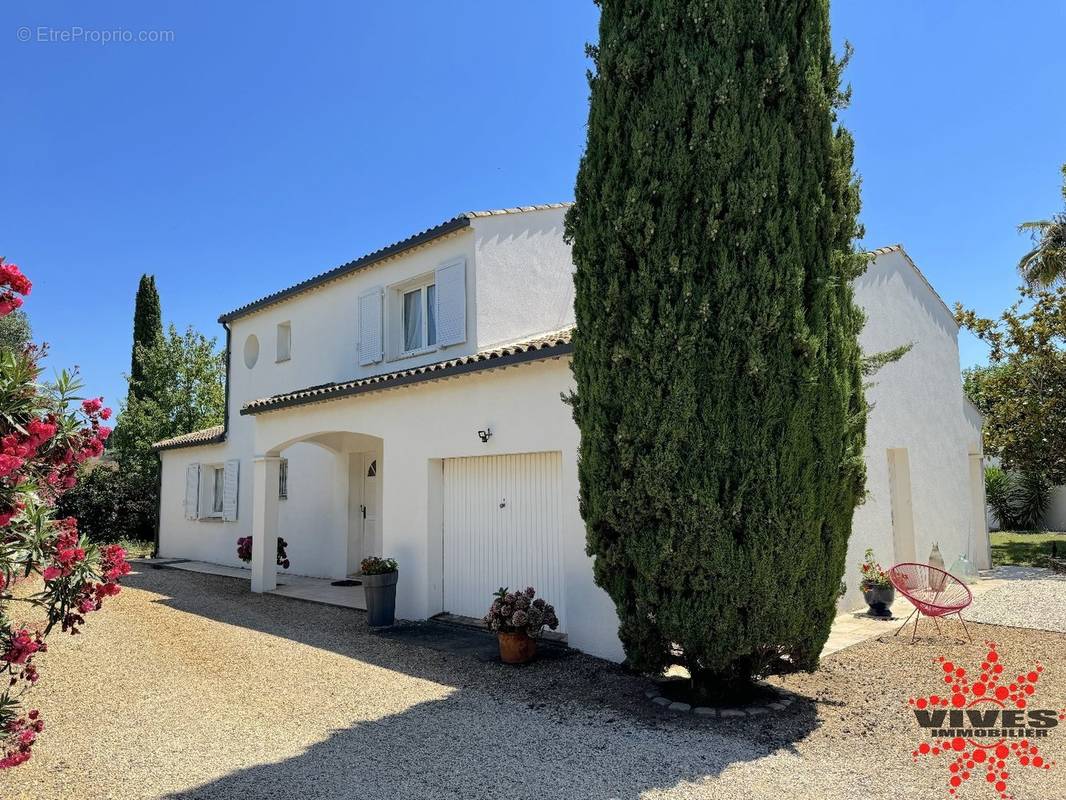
xmin=498 ymin=631 xmax=536 ymax=664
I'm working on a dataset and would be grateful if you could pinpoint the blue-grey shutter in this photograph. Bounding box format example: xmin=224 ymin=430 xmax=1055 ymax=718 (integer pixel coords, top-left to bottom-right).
xmin=434 ymin=259 xmax=466 ymax=347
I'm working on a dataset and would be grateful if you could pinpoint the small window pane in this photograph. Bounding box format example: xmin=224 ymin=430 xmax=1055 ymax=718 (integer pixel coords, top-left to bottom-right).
xmin=276 ymin=322 xmax=291 ymax=361
xmin=403 ymin=288 xmax=423 ymax=351
xmin=278 ymin=459 xmax=288 ymax=500
xmin=212 ymin=468 xmax=224 ymax=513
xmin=426 ymin=284 xmax=437 ymax=346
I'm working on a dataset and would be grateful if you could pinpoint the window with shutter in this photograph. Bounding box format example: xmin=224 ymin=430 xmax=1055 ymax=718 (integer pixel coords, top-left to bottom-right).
xmin=184 ymin=463 xmax=200 ymax=520
xmin=358 ymin=288 xmax=384 ymax=365
xmin=434 ymin=258 xmax=466 ymax=347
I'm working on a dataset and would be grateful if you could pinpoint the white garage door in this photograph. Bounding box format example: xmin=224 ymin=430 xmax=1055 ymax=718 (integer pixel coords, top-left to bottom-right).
xmin=443 ymin=452 xmax=565 ymax=631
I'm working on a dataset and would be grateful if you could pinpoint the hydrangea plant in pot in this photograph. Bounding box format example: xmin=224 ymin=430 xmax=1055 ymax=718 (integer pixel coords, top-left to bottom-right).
xmin=236 ymin=536 xmax=290 ymax=570
xmin=859 ymin=548 xmax=895 ymax=618
xmin=483 ymin=586 xmax=559 ymax=664
xmin=361 ymin=557 xmax=398 ymax=627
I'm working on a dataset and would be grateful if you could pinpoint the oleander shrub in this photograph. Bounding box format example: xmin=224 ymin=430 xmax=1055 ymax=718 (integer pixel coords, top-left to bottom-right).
xmin=0 ymin=258 xmax=130 ymax=769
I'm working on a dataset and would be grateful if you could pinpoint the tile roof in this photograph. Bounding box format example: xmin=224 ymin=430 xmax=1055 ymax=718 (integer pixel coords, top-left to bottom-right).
xmin=152 ymin=424 xmax=226 ymax=452
xmin=217 ymin=204 xmax=572 ymax=323
xmin=241 ymin=327 xmax=574 ymax=416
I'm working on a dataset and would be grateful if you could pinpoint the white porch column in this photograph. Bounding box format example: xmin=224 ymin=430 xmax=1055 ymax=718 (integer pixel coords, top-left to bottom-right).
xmin=251 ymin=455 xmax=282 ymax=593
xmin=330 ymin=451 xmax=351 ymax=580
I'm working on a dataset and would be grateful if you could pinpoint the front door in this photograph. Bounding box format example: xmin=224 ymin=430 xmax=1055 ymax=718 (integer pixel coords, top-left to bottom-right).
xmin=363 ymin=455 xmax=380 ymax=562
xmin=346 ymin=453 xmax=380 ymax=576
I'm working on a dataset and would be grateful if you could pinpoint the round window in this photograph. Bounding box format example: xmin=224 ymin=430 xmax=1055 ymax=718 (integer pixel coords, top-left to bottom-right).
xmin=243 ymin=334 xmax=260 ymax=369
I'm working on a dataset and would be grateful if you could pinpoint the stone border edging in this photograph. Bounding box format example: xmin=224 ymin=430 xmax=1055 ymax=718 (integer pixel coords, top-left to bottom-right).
xmin=644 ymin=681 xmax=796 ymax=718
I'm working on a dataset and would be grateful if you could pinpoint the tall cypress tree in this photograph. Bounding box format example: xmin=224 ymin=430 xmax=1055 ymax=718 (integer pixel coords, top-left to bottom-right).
xmin=566 ymin=0 xmax=867 ymax=695
xmin=130 ymin=275 xmax=163 ymax=393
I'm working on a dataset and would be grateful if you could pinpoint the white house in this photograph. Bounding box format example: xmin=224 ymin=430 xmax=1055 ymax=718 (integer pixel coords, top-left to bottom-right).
xmin=154 ymin=204 xmax=990 ymax=662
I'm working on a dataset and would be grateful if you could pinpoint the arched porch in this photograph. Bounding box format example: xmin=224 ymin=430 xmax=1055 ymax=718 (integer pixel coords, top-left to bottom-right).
xmin=250 ymin=430 xmax=383 ymax=593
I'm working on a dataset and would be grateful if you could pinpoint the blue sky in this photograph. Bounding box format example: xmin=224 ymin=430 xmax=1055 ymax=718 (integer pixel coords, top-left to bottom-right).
xmin=3 ymin=1 xmax=1064 ymax=412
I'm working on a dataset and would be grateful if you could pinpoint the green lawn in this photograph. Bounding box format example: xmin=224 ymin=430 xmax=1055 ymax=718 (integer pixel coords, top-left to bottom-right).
xmin=114 ymin=538 xmax=154 ymax=559
xmin=990 ymin=531 xmax=1066 ymax=567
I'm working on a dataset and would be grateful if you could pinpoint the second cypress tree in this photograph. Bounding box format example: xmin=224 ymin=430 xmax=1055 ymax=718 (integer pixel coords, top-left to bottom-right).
xmin=130 ymin=274 xmax=163 ymax=395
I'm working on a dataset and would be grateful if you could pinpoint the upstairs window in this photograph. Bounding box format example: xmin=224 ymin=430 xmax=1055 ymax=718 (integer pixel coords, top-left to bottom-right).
xmin=402 ymin=282 xmax=436 ymax=353
xmin=276 ymin=321 xmax=292 ymax=362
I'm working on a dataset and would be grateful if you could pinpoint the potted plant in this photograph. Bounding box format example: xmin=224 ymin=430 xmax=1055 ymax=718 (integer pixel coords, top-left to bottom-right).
xmin=859 ymin=548 xmax=895 ymax=618
xmin=483 ymin=586 xmax=559 ymax=664
xmin=236 ymin=536 xmax=291 ymax=569
xmin=360 ymin=556 xmax=398 ymax=627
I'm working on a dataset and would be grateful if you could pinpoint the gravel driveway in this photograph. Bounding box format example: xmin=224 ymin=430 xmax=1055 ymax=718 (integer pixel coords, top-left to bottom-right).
xmin=967 ymin=567 xmax=1066 ymax=632
xmin=4 ymin=565 xmax=1066 ymax=800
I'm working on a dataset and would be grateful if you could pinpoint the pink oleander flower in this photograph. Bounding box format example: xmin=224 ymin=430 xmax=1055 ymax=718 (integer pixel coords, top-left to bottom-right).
xmin=0 ymin=262 xmax=32 ymax=296
xmin=0 ymin=453 xmax=24 ymax=478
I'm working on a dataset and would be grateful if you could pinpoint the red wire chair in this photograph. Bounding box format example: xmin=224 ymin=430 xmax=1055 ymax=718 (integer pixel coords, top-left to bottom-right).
xmin=888 ymin=563 xmax=973 ymax=643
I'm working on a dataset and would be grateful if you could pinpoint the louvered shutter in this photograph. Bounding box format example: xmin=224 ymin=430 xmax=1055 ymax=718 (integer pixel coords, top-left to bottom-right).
xmin=358 ymin=288 xmax=384 ymax=365
xmin=184 ymin=463 xmax=200 ymax=520
xmin=434 ymin=259 xmax=466 ymax=347
xmin=222 ymin=459 xmax=240 ymax=522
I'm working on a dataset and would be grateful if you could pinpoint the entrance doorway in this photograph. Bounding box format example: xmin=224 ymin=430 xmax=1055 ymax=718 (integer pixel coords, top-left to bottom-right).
xmin=347 ymin=453 xmax=380 ymax=575
xmin=887 ymin=448 xmax=916 ymax=564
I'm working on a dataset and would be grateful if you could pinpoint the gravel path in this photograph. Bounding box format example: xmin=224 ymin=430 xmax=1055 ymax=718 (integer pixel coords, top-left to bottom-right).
xmin=3 ymin=566 xmax=1066 ymax=800
xmin=968 ymin=567 xmax=1066 ymax=632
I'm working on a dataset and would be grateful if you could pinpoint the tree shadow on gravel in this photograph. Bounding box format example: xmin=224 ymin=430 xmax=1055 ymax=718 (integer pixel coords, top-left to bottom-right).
xmin=128 ymin=567 xmax=824 ymax=800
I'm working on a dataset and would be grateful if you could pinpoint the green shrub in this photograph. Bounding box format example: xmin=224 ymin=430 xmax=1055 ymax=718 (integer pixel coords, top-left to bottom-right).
xmin=1010 ymin=471 xmax=1051 ymax=530
xmin=985 ymin=467 xmax=1012 ymax=529
xmin=986 ymin=466 xmax=1052 ymax=531
xmin=55 ymin=460 xmax=156 ymax=544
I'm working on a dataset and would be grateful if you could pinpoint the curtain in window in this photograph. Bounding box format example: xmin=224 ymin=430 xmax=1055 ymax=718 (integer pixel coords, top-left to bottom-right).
xmin=212 ymin=468 xmax=224 ymax=513
xmin=403 ymin=288 xmax=422 ymax=351
xmin=426 ymin=284 xmax=437 ymax=346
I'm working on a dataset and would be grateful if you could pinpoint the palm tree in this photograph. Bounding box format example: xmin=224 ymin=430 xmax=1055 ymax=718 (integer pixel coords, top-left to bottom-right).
xmin=1018 ymin=163 xmax=1066 ymax=288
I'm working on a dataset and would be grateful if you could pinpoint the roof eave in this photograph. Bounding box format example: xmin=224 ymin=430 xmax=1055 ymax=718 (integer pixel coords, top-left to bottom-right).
xmin=152 ymin=432 xmax=227 ymax=452
xmin=241 ymin=340 xmax=574 ymax=416
xmin=217 ymin=215 xmax=472 ymax=324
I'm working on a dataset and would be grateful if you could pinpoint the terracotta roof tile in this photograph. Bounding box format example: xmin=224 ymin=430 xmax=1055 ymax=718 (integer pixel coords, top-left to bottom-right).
xmin=241 ymin=327 xmax=574 ymax=416
xmin=218 ymin=204 xmax=572 ymax=323
xmin=152 ymin=424 xmax=226 ymax=451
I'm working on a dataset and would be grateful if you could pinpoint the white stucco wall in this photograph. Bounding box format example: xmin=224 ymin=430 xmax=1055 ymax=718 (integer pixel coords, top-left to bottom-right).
xmin=158 ymin=217 xmax=988 ymax=662
xmin=472 ymin=206 xmax=575 ymax=347
xmin=224 ymin=229 xmax=479 ymax=411
xmin=844 ymin=249 xmax=989 ymax=610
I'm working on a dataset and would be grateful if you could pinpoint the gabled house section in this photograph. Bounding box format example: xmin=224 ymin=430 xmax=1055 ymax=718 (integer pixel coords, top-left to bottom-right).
xmin=153 ymin=209 xmax=989 ymax=663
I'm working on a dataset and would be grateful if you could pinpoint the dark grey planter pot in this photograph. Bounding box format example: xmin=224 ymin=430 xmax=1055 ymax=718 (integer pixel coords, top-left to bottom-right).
xmin=363 ymin=570 xmax=398 ymax=627
xmin=861 ymin=584 xmax=895 ymax=618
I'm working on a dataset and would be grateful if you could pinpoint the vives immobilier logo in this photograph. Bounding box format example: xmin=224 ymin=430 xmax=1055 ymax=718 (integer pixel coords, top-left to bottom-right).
xmin=908 ymin=641 xmax=1065 ymax=799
